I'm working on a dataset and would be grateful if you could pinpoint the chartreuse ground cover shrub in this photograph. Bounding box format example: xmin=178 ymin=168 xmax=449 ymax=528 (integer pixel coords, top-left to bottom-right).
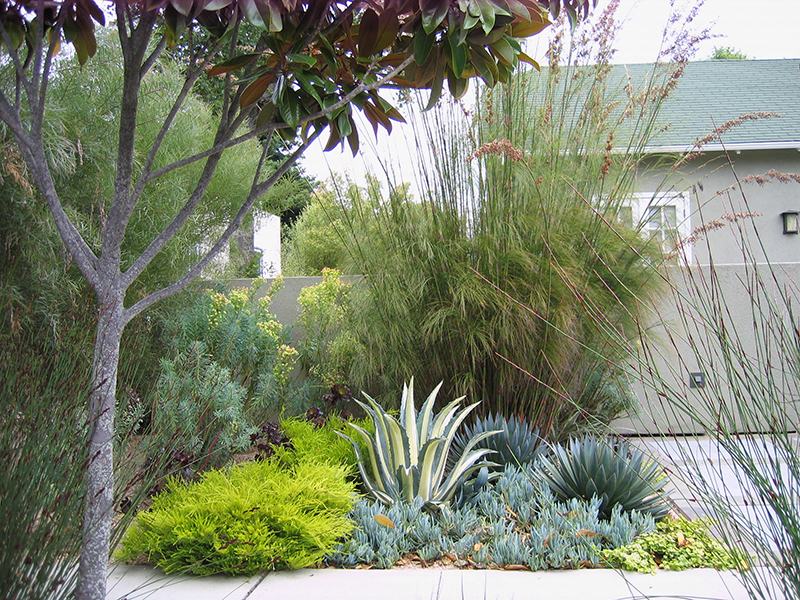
xmin=276 ymin=414 xmax=373 ymax=477
xmin=117 ymin=457 xmax=355 ymax=575
xmin=601 ymin=517 xmax=748 ymax=574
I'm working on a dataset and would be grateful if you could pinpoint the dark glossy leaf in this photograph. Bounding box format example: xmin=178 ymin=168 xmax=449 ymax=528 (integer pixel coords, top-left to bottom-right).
xmin=346 ymin=124 xmax=359 ymax=156
xmin=207 ymin=53 xmax=261 ymax=76
xmin=280 ymin=92 xmax=304 ymax=128
xmin=509 ymin=12 xmax=550 ymax=38
xmin=447 ymin=69 xmax=469 ymax=99
xmin=383 ymin=105 xmax=406 ymax=123
xmin=502 ymin=0 xmax=533 ymax=19
xmin=421 ymin=0 xmax=450 ymax=34
xmin=372 ymin=93 xmax=406 ymax=123
xmin=477 ymin=0 xmax=496 ymax=34
xmin=463 ymin=12 xmax=479 ymax=30
xmin=489 ymin=36 xmax=515 ymax=66
xmin=336 ymin=111 xmax=353 ymax=138
xmin=363 ymin=100 xmax=392 ymax=136
xmin=240 ymin=0 xmax=267 ymax=29
xmin=240 ymin=73 xmax=275 ymax=107
xmin=362 ymin=102 xmax=381 ymax=136
xmin=164 ymin=4 xmax=188 ymax=48
xmin=295 ymin=72 xmax=323 ymax=106
xmin=271 ymin=74 xmax=287 ymax=105
xmin=357 ymin=8 xmax=380 ymax=57
xmin=255 ymin=102 xmax=277 ymax=127
xmin=446 ymin=35 xmax=468 ymax=78
xmin=414 ymin=27 xmax=436 ymax=66
xmin=469 ymin=46 xmax=497 ymax=86
xmin=204 ymin=0 xmax=233 ymax=10
xmin=286 ymin=52 xmax=317 ymax=67
xmin=84 ymin=0 xmax=106 ymax=26
xmin=323 ymin=122 xmax=342 ymax=151
xmin=63 ymin=16 xmax=78 ymax=42
xmin=169 ymin=0 xmax=194 ymax=17
xmin=3 ymin=20 xmax=25 ymax=50
xmin=423 ymin=60 xmax=445 ymax=111
xmin=466 ymin=25 xmax=507 ymax=46
xmin=77 ymin=27 xmax=97 ymax=65
xmin=517 ymin=51 xmax=540 ymax=70
xmin=374 ymin=7 xmax=400 ymax=54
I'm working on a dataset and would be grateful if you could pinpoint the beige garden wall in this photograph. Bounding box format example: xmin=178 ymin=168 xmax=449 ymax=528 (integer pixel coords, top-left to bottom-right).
xmin=224 ymin=262 xmax=800 ymax=436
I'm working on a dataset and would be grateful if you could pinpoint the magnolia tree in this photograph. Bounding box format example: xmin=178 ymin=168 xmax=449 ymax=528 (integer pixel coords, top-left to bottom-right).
xmin=0 ymin=0 xmax=593 ymax=598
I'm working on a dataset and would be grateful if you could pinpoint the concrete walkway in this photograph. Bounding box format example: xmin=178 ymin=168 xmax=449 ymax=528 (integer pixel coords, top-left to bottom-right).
xmin=107 ymin=564 xmax=760 ymax=600
xmin=107 ymin=435 xmax=793 ymax=600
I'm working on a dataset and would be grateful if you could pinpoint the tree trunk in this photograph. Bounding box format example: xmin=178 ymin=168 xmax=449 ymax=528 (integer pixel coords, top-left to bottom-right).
xmin=75 ymin=294 xmax=126 ymax=600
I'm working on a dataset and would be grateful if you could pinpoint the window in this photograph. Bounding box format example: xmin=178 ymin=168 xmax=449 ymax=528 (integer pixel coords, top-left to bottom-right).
xmin=619 ymin=192 xmax=691 ymax=259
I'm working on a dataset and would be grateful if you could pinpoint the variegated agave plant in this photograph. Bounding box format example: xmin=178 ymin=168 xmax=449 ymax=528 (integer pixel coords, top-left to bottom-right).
xmin=338 ymin=379 xmax=500 ymax=510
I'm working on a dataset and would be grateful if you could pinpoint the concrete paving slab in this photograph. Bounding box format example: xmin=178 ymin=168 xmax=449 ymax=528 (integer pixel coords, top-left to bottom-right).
xmin=106 ymin=565 xmax=263 ymax=600
xmin=106 ymin=565 xmax=763 ymax=600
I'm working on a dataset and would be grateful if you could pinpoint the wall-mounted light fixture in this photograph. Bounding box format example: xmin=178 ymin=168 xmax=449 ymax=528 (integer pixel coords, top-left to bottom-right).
xmin=782 ymin=211 xmax=799 ymax=235
xmin=689 ymin=372 xmax=706 ymax=389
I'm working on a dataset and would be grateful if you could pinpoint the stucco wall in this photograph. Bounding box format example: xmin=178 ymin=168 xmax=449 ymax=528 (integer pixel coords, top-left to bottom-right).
xmin=225 ymin=259 xmax=800 ymax=436
xmin=636 ymin=148 xmax=800 ymax=265
xmin=612 ymin=262 xmax=800 ymax=435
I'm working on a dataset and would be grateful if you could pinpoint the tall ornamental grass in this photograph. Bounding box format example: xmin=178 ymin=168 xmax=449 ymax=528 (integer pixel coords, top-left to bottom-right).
xmin=321 ymin=3 xmax=689 ymax=439
xmin=0 ymin=296 xmax=188 ymax=600
xmin=575 ymin=142 xmax=800 ymax=598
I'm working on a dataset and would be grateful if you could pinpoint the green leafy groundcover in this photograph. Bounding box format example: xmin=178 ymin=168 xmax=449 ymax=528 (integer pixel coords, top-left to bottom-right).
xmin=117 ymin=458 xmax=355 ymax=575
xmin=601 ymin=517 xmax=748 ymax=574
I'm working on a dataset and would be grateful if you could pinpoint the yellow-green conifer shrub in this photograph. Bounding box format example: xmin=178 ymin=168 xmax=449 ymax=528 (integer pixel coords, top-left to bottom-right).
xmin=277 ymin=416 xmax=373 ymax=477
xmin=117 ymin=457 xmax=355 ymax=575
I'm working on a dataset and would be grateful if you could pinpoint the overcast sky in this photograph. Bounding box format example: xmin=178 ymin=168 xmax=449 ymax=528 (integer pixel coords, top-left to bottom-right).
xmin=300 ymin=0 xmax=800 ymax=186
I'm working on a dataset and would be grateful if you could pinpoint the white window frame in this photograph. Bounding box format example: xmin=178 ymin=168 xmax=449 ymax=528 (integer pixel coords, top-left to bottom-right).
xmin=621 ymin=192 xmax=692 ymax=261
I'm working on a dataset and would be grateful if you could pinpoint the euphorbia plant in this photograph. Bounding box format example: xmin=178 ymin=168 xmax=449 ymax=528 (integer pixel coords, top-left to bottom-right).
xmin=0 ymin=1 xmax=594 ymax=598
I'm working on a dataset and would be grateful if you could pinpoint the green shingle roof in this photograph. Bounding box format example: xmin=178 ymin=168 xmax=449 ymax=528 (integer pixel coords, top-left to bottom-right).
xmin=616 ymin=59 xmax=800 ymax=151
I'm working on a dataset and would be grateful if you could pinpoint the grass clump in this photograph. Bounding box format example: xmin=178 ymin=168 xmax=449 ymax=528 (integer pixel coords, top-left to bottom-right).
xmin=601 ymin=517 xmax=748 ymax=574
xmin=117 ymin=457 xmax=356 ymax=575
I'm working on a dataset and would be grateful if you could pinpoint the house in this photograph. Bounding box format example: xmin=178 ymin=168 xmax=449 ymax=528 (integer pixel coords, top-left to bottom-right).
xmin=610 ymin=58 xmax=800 ymax=435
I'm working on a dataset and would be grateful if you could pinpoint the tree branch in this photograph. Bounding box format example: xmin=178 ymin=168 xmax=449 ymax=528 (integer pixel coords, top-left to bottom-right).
xmin=145 ymin=53 xmax=415 ymax=183
xmin=16 ymin=139 xmax=100 ymax=286
xmin=141 ymin=35 xmax=168 ymax=77
xmin=125 ymin=129 xmax=321 ymax=321
xmin=129 ymin=35 xmax=228 ymax=211
xmin=102 ymin=10 xmax=159 ymax=261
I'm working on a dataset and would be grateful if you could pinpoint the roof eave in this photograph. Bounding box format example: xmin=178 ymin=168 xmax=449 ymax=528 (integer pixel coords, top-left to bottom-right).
xmin=641 ymin=141 xmax=800 ymax=154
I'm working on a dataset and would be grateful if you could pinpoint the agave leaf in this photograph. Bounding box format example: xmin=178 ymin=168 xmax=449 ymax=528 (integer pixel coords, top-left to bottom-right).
xmin=358 ymin=393 xmax=399 ymax=470
xmin=349 ymin=400 xmax=396 ymax=487
xmin=400 ymin=380 xmax=419 ymax=462
xmin=434 ymin=448 xmax=497 ymax=503
xmin=433 ymin=427 xmax=500 ymax=491
xmin=417 ymin=380 xmax=443 ymax=446
xmin=439 ymin=400 xmax=482 ymax=441
xmin=429 ymin=397 xmax=465 ymax=438
xmin=335 ymin=429 xmax=394 ymax=504
xmin=417 ymin=437 xmax=447 ymax=500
